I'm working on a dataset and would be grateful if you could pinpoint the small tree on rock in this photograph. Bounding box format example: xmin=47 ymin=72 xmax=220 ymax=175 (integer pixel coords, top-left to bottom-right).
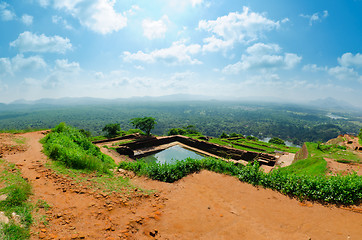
xmin=130 ymin=117 xmax=157 ymax=136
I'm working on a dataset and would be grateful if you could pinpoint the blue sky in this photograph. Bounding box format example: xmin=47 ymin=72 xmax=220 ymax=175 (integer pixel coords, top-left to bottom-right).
xmin=0 ymin=0 xmax=361 ymax=104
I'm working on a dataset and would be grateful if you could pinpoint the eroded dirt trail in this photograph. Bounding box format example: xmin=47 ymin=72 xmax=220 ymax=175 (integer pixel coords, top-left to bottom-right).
xmin=3 ymin=132 xmax=163 ymax=240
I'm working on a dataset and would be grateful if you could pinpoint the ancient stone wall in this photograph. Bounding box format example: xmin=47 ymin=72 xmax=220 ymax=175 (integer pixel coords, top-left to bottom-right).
xmin=117 ymin=135 xmax=277 ymax=166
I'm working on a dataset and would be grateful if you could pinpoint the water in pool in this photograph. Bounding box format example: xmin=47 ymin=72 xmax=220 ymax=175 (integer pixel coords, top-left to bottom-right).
xmin=139 ymin=145 xmax=204 ymax=164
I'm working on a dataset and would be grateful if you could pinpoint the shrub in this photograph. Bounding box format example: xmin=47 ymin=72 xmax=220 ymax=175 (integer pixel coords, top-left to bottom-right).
xmin=102 ymin=123 xmax=121 ymax=138
xmin=41 ymin=123 xmax=115 ymax=173
xmin=269 ymin=137 xmax=285 ymax=145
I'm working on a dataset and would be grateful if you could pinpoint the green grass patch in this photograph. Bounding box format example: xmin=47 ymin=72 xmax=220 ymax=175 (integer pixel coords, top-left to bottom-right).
xmin=208 ymin=138 xmax=299 ymax=154
xmin=277 ymin=157 xmax=327 ymax=176
xmin=0 ymin=159 xmax=32 ymax=240
xmin=41 ymin=123 xmax=116 ymax=173
xmin=306 ymin=142 xmax=360 ymax=163
xmin=119 ymin=157 xmax=362 ymax=205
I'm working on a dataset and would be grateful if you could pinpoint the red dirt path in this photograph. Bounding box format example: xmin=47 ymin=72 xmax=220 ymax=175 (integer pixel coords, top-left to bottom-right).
xmin=1 ymin=131 xmax=362 ymax=239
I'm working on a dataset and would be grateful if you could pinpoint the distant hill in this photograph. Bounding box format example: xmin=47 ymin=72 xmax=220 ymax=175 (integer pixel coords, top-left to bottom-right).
xmin=6 ymin=94 xmax=217 ymax=106
xmin=308 ymin=97 xmax=360 ymax=111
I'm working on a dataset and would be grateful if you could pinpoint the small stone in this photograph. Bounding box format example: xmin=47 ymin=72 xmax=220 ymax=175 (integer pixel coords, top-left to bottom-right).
xmin=0 ymin=194 xmax=7 ymax=201
xmin=0 ymin=212 xmax=9 ymax=224
xmin=38 ymin=232 xmax=47 ymax=239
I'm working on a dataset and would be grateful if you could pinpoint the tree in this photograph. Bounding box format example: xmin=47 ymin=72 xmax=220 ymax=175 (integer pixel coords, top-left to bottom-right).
xmin=269 ymin=137 xmax=285 ymax=145
xmin=220 ymin=132 xmax=229 ymax=138
xmin=168 ymin=128 xmax=186 ymax=136
xmin=130 ymin=117 xmax=157 ymax=136
xmin=79 ymin=129 xmax=91 ymax=138
xmin=102 ymin=123 xmax=120 ymax=138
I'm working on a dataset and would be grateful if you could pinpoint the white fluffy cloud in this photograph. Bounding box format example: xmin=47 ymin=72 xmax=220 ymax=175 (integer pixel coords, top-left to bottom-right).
xmin=0 ymin=58 xmax=12 ymax=76
xmin=0 ymin=54 xmax=47 ymax=76
xmin=199 ymin=7 xmax=281 ymax=52
xmin=123 ymin=40 xmax=202 ymax=65
xmin=21 ymin=14 xmax=33 ymax=25
xmin=53 ymin=0 xmax=127 ymax=34
xmin=142 ymin=15 xmax=169 ymax=40
xmin=302 ymin=64 xmax=327 ymax=72
xmin=52 ymin=15 xmax=73 ymax=30
xmin=37 ymin=0 xmax=50 ymax=8
xmin=338 ymin=53 xmax=362 ymax=68
xmin=328 ymin=66 xmax=361 ymax=81
xmin=55 ymin=59 xmax=80 ymax=73
xmin=0 ymin=2 xmax=16 ymax=21
xmin=11 ymin=54 xmax=47 ymax=72
xmin=222 ymin=43 xmax=301 ymax=74
xmin=300 ymin=10 xmax=328 ymax=26
xmin=10 ymin=31 xmax=72 ymax=54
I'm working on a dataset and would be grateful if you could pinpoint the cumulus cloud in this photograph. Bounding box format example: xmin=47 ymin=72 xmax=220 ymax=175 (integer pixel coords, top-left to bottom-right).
xmin=199 ymin=7 xmax=280 ymax=52
xmin=123 ymin=40 xmax=202 ymax=65
xmin=53 ymin=0 xmax=127 ymax=34
xmin=52 ymin=15 xmax=73 ymax=30
xmin=55 ymin=59 xmax=81 ymax=73
xmin=166 ymin=0 xmax=203 ymax=9
xmin=10 ymin=31 xmax=72 ymax=54
xmin=302 ymin=64 xmax=327 ymax=72
xmin=21 ymin=14 xmax=33 ymax=25
xmin=190 ymin=0 xmax=203 ymax=7
xmin=0 ymin=2 xmax=16 ymax=21
xmin=0 ymin=58 xmax=12 ymax=76
xmin=11 ymin=54 xmax=47 ymax=72
xmin=328 ymin=66 xmax=361 ymax=81
xmin=0 ymin=54 xmax=47 ymax=75
xmin=37 ymin=0 xmax=50 ymax=8
xmin=338 ymin=53 xmax=362 ymax=68
xmin=222 ymin=43 xmax=301 ymax=74
xmin=142 ymin=15 xmax=170 ymax=40
xmin=300 ymin=10 xmax=328 ymax=26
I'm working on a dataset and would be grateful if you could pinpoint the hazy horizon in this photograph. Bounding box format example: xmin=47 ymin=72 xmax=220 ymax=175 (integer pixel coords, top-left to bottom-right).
xmin=1 ymin=1 xmax=361 ymax=104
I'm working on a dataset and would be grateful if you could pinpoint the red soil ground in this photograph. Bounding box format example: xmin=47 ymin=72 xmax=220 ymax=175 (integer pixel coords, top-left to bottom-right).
xmin=1 ymin=131 xmax=361 ymax=240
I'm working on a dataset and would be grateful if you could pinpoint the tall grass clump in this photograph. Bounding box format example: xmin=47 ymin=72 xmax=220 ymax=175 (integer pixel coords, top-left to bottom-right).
xmin=0 ymin=160 xmax=33 ymax=240
xmin=119 ymin=158 xmax=362 ymax=205
xmin=41 ymin=123 xmax=115 ymax=173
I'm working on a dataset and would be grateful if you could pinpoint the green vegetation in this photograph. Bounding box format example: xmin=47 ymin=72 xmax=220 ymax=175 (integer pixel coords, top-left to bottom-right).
xmin=168 ymin=125 xmax=202 ymax=137
xmin=130 ymin=117 xmax=157 ymax=136
xmin=277 ymin=157 xmax=327 ymax=176
xmin=208 ymin=137 xmax=299 ymax=154
xmin=359 ymin=128 xmax=362 ymax=145
xmin=1 ymin=101 xmax=360 ymax=145
xmin=41 ymin=123 xmax=116 ymax=173
xmin=308 ymin=142 xmax=360 ymax=163
xmin=102 ymin=123 xmax=121 ymax=138
xmin=119 ymin=157 xmax=362 ymax=205
xmin=269 ymin=137 xmax=285 ymax=145
xmin=0 ymin=159 xmax=32 ymax=240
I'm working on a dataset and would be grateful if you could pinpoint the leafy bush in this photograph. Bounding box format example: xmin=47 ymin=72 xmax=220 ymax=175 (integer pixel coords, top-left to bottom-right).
xmin=41 ymin=123 xmax=115 ymax=173
xmin=220 ymin=132 xmax=229 ymax=138
xmin=119 ymin=158 xmax=362 ymax=205
xmin=269 ymin=137 xmax=285 ymax=145
xmin=246 ymin=136 xmax=258 ymax=141
xmin=102 ymin=123 xmax=121 ymax=138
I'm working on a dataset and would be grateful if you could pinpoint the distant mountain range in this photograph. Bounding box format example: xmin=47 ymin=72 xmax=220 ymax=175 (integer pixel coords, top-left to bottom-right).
xmin=1 ymin=95 xmax=361 ymax=112
xmin=307 ymin=97 xmax=360 ymax=111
